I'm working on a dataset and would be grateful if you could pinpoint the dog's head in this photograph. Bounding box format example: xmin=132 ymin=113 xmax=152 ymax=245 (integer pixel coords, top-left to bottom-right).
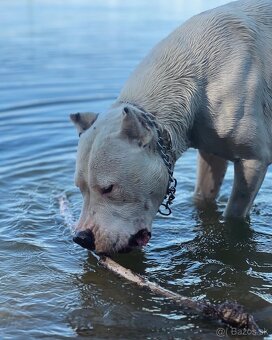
xmin=70 ymin=104 xmax=169 ymax=254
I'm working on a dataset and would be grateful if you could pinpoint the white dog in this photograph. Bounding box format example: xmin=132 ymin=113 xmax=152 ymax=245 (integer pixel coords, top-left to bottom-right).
xmin=71 ymin=0 xmax=272 ymax=254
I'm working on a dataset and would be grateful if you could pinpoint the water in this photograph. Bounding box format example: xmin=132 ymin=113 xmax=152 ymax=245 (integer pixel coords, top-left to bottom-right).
xmin=0 ymin=0 xmax=271 ymax=338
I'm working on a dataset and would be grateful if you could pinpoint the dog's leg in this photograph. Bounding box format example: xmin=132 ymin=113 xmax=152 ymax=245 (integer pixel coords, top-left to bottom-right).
xmin=224 ymin=159 xmax=267 ymax=218
xmin=194 ymin=150 xmax=228 ymax=203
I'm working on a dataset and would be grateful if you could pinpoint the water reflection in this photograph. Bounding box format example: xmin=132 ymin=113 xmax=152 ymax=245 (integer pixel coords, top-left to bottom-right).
xmin=1 ymin=0 xmax=271 ymax=338
xmin=68 ymin=200 xmax=272 ymax=336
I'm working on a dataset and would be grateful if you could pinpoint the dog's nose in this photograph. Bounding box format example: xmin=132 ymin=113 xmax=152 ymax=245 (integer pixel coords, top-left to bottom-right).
xmin=73 ymin=230 xmax=95 ymax=250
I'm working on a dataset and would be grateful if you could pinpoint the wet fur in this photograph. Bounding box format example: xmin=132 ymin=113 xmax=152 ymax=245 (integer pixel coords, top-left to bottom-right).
xmin=72 ymin=0 xmax=272 ymax=253
xmin=118 ymin=0 xmax=272 ymax=161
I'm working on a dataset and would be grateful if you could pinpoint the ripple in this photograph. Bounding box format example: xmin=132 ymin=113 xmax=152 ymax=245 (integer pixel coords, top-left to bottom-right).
xmin=1 ymin=0 xmax=272 ymax=338
xmin=0 ymin=94 xmax=116 ymax=113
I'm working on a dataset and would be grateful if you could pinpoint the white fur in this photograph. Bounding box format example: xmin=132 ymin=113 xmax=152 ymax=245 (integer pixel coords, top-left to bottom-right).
xmin=118 ymin=0 xmax=272 ymax=161
xmin=117 ymin=0 xmax=272 ymax=218
xmin=72 ymin=0 xmax=272 ymax=253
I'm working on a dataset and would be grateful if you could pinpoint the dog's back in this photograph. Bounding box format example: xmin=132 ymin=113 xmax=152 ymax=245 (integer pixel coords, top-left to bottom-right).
xmin=119 ymin=0 xmax=272 ymax=160
xmin=116 ymin=0 xmax=272 ymax=219
xmin=192 ymin=0 xmax=272 ymax=83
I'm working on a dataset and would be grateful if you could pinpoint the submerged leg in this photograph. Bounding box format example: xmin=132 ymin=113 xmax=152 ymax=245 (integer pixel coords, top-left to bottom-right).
xmin=224 ymin=159 xmax=267 ymax=218
xmin=194 ymin=150 xmax=228 ymax=203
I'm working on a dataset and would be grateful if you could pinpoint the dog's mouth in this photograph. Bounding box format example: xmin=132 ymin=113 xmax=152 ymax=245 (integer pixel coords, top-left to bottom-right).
xmin=128 ymin=229 xmax=151 ymax=248
xmin=73 ymin=228 xmax=151 ymax=254
xmin=117 ymin=229 xmax=151 ymax=254
xmin=100 ymin=229 xmax=151 ymax=255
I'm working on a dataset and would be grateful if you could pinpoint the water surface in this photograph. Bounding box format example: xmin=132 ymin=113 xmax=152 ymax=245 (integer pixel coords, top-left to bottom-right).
xmin=0 ymin=0 xmax=271 ymax=338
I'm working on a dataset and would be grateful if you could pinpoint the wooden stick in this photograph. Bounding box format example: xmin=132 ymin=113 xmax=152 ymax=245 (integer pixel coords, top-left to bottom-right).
xmin=98 ymin=256 xmax=261 ymax=332
xmin=59 ymin=195 xmax=262 ymax=333
xmin=99 ymin=256 xmax=201 ymax=311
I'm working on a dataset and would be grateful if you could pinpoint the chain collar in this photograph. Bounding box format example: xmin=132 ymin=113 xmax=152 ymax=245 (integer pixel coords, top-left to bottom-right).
xmin=138 ymin=110 xmax=177 ymax=216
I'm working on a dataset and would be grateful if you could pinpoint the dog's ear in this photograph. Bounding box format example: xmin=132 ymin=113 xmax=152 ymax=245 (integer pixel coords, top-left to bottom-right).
xmin=120 ymin=107 xmax=153 ymax=146
xmin=70 ymin=112 xmax=98 ymax=136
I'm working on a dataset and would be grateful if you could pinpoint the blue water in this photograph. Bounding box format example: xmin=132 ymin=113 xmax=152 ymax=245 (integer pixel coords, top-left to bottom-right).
xmin=0 ymin=0 xmax=271 ymax=338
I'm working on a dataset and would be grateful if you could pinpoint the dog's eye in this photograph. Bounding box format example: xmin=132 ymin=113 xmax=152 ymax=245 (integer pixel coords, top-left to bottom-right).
xmin=101 ymin=184 xmax=114 ymax=195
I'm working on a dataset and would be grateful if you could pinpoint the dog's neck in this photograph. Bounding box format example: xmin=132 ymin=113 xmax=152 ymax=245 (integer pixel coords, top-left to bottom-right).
xmin=116 ymin=101 xmax=178 ymax=216
xmin=116 ymin=79 xmax=199 ymax=160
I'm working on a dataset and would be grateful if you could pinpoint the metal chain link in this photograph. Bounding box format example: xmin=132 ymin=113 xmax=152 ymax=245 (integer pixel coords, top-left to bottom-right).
xmin=141 ymin=112 xmax=177 ymax=216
